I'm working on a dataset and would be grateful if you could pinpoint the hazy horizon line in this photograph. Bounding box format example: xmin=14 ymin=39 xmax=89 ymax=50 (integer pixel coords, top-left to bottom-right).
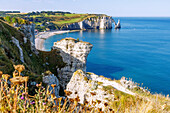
xmin=1 ymin=10 xmax=170 ymax=17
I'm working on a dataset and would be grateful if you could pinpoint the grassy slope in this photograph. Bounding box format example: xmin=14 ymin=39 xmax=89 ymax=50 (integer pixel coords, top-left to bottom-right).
xmin=100 ymin=78 xmax=170 ymax=112
xmin=0 ymin=19 xmax=65 ymax=76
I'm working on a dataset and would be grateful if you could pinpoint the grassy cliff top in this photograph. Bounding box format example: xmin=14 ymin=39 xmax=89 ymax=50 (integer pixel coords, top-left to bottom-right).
xmin=6 ymin=11 xmax=109 ymax=31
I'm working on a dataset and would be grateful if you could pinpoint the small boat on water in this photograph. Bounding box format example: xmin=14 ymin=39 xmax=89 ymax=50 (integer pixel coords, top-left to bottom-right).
xmin=114 ymin=19 xmax=121 ymax=29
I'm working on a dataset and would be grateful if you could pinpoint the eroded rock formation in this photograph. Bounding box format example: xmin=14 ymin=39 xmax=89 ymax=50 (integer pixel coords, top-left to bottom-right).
xmin=42 ymin=71 xmax=60 ymax=97
xmin=53 ymin=38 xmax=93 ymax=89
xmin=66 ymin=70 xmax=135 ymax=110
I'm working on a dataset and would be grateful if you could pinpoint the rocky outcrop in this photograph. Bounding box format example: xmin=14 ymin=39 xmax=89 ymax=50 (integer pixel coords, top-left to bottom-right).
xmin=66 ymin=70 xmax=135 ymax=110
xmin=62 ymin=16 xmax=113 ymax=30
xmin=20 ymin=24 xmax=35 ymax=44
xmin=42 ymin=71 xmax=60 ymax=97
xmin=53 ymin=38 xmax=93 ymax=89
xmin=19 ymin=24 xmax=38 ymax=54
xmin=114 ymin=19 xmax=121 ymax=29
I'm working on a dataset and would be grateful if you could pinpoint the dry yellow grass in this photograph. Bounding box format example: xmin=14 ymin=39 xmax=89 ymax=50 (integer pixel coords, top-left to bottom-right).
xmin=0 ymin=65 xmax=169 ymax=112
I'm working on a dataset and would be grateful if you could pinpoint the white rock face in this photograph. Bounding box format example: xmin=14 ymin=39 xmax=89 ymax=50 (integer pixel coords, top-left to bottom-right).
xmin=66 ymin=70 xmax=135 ymax=110
xmin=62 ymin=16 xmax=113 ymax=30
xmin=99 ymin=17 xmax=105 ymax=29
xmin=53 ymin=38 xmax=93 ymax=89
xmin=20 ymin=24 xmax=38 ymax=54
xmin=43 ymin=73 xmax=60 ymax=97
xmin=12 ymin=37 xmax=24 ymax=63
xmin=20 ymin=24 xmax=35 ymax=44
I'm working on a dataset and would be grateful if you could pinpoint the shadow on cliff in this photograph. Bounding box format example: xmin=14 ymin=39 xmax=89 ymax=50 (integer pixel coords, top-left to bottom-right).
xmin=87 ymin=62 xmax=124 ymax=79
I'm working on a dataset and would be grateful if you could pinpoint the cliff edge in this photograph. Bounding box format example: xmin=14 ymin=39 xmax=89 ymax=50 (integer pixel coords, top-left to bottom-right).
xmin=53 ymin=38 xmax=93 ymax=89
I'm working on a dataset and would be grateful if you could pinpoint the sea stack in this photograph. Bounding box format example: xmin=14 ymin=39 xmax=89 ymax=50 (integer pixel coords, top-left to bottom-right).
xmin=114 ymin=19 xmax=121 ymax=29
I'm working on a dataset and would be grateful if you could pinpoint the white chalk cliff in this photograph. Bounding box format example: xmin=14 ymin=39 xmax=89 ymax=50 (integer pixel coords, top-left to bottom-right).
xmin=53 ymin=38 xmax=93 ymax=89
xmin=19 ymin=23 xmax=38 ymax=54
xmin=20 ymin=24 xmax=35 ymax=44
xmin=12 ymin=37 xmax=24 ymax=63
xmin=66 ymin=70 xmax=135 ymax=110
xmin=62 ymin=16 xmax=113 ymax=30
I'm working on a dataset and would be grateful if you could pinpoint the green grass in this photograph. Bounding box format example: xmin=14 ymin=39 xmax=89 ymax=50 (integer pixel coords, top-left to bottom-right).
xmin=7 ymin=13 xmax=108 ymax=31
xmin=53 ymin=17 xmax=83 ymax=24
xmin=0 ymin=19 xmax=65 ymax=76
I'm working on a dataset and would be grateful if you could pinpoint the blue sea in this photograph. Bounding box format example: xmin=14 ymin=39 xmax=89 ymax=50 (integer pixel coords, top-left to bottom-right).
xmin=44 ymin=17 xmax=170 ymax=95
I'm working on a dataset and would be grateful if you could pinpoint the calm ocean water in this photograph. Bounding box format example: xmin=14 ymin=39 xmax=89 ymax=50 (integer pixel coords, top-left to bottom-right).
xmin=44 ymin=17 xmax=170 ymax=95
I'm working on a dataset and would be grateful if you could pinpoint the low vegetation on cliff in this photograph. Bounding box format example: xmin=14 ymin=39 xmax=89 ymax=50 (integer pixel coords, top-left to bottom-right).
xmin=0 ymin=18 xmax=66 ymax=94
xmin=0 ymin=66 xmax=169 ymax=113
xmin=66 ymin=70 xmax=170 ymax=112
xmin=5 ymin=11 xmax=108 ymax=31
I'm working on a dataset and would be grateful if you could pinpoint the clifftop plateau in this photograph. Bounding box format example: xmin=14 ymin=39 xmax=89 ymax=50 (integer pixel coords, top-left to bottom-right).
xmin=5 ymin=11 xmax=113 ymax=31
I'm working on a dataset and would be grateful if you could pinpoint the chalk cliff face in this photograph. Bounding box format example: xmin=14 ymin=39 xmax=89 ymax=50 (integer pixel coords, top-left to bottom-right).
xmin=53 ymin=38 xmax=93 ymax=89
xmin=62 ymin=16 xmax=113 ymax=30
xmin=19 ymin=24 xmax=38 ymax=54
xmin=66 ymin=70 xmax=135 ymax=110
xmin=20 ymin=24 xmax=35 ymax=44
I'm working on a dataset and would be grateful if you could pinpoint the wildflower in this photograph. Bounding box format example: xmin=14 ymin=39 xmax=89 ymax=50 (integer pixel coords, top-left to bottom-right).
xmin=30 ymin=101 xmax=35 ymax=105
xmin=13 ymin=65 xmax=25 ymax=76
xmin=43 ymin=102 xmax=46 ymax=105
xmin=2 ymin=74 xmax=10 ymax=82
xmin=36 ymin=83 xmax=41 ymax=87
xmin=10 ymin=76 xmax=25 ymax=85
xmin=22 ymin=93 xmax=25 ymax=95
xmin=21 ymin=96 xmax=24 ymax=100
xmin=51 ymin=84 xmax=56 ymax=88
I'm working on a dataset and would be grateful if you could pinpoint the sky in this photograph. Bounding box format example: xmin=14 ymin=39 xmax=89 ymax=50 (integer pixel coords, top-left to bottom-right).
xmin=0 ymin=0 xmax=170 ymax=17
